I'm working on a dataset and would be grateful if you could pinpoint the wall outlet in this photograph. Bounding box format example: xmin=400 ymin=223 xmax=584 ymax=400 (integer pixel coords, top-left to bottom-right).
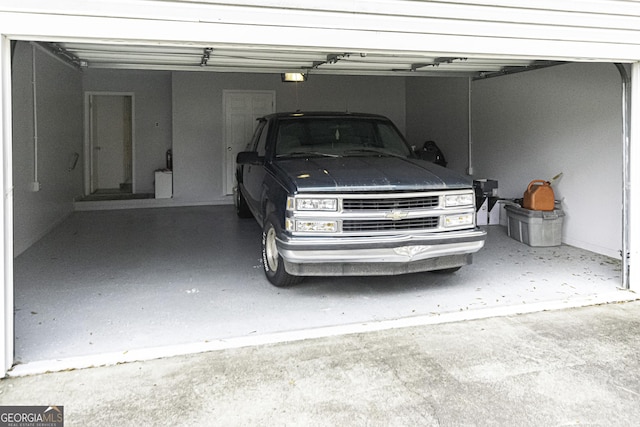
xmin=29 ymin=182 xmax=40 ymax=192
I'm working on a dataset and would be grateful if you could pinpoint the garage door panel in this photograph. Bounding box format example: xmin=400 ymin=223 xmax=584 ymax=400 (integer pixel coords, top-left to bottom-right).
xmin=6 ymin=0 xmax=640 ymax=31
xmin=4 ymin=2 xmax=640 ymax=64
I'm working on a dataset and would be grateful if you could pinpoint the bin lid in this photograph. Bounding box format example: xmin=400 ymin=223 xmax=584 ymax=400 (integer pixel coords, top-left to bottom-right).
xmin=505 ymin=204 xmax=564 ymax=219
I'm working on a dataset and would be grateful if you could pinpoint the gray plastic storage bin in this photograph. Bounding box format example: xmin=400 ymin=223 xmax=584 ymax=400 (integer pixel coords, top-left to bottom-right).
xmin=504 ymin=205 xmax=564 ymax=247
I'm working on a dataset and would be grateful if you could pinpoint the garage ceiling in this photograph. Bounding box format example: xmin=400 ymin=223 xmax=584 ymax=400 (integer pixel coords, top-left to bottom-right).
xmin=38 ymin=41 xmax=563 ymax=79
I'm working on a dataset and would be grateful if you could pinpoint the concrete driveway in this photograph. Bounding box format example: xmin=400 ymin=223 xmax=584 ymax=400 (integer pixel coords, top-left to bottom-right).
xmin=2 ymin=300 xmax=640 ymax=426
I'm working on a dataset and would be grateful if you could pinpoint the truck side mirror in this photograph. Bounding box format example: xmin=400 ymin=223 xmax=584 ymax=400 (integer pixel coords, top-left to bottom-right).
xmin=237 ymin=151 xmax=261 ymax=165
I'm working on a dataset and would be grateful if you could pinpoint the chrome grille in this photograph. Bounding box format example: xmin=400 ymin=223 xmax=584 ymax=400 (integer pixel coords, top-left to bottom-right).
xmin=343 ymin=196 xmax=440 ymax=211
xmin=343 ymin=217 xmax=439 ymax=232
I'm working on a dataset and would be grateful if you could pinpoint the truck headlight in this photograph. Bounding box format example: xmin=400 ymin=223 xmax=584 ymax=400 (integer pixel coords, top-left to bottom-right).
xmin=286 ymin=220 xmax=338 ymax=233
xmin=445 ymin=193 xmax=474 ymax=207
xmin=444 ymin=213 xmax=474 ymax=227
xmin=287 ymin=197 xmax=338 ymax=212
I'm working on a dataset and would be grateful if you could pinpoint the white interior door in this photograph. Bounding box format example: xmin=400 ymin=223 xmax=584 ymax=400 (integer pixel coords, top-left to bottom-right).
xmin=224 ymin=90 xmax=275 ymax=195
xmin=90 ymin=94 xmax=132 ymax=193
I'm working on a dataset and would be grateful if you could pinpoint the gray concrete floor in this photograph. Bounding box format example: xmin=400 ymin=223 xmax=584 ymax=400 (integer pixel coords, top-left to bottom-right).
xmin=2 ymin=301 xmax=640 ymax=426
xmin=13 ymin=205 xmax=628 ymax=372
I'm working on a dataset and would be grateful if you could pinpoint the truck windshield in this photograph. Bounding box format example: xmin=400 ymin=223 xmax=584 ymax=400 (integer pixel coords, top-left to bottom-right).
xmin=275 ymin=118 xmax=413 ymax=158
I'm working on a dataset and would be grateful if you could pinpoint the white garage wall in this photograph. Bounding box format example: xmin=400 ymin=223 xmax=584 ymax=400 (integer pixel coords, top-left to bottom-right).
xmin=171 ymin=72 xmax=406 ymax=203
xmin=12 ymin=59 xmax=623 ymax=261
xmin=12 ymin=42 xmax=83 ymax=256
xmin=278 ymin=74 xmax=406 ymax=132
xmin=472 ymin=63 xmax=623 ymax=258
xmin=405 ymin=77 xmax=470 ymax=176
xmin=82 ymin=69 xmax=173 ymax=194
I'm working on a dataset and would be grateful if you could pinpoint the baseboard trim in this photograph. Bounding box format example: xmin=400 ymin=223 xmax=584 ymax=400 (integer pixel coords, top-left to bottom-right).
xmin=73 ymin=196 xmax=233 ymax=211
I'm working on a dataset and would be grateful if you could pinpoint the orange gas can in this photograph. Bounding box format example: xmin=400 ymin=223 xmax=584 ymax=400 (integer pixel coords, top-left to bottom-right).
xmin=523 ymin=180 xmax=555 ymax=211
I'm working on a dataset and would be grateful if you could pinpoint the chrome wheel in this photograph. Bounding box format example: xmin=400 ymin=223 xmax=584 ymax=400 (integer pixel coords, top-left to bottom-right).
xmin=264 ymin=225 xmax=279 ymax=272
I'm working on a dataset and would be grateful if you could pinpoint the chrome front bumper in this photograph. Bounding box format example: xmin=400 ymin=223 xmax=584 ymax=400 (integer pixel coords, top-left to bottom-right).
xmin=277 ymin=228 xmax=486 ymax=265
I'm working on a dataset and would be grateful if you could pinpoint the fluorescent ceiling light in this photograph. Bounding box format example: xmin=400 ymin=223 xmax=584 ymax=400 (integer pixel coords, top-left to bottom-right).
xmin=282 ymin=72 xmax=307 ymax=82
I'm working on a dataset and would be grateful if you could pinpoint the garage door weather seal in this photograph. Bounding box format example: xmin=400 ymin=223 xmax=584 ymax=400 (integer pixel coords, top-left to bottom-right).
xmin=615 ymin=63 xmax=631 ymax=290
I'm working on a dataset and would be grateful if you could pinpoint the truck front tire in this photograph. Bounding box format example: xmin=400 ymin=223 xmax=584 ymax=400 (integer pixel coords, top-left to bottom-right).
xmin=262 ymin=217 xmax=301 ymax=287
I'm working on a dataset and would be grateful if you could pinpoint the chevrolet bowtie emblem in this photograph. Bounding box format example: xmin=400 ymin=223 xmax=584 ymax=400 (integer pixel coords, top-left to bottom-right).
xmin=385 ymin=210 xmax=409 ymax=221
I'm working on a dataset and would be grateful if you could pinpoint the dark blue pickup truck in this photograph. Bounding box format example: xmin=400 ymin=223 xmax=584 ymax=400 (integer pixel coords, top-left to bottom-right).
xmin=236 ymin=112 xmax=486 ymax=287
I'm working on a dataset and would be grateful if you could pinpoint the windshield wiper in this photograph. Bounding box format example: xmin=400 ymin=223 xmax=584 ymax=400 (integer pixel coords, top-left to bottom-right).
xmin=277 ymin=151 xmax=340 ymax=158
xmin=343 ymin=148 xmax=407 ymax=159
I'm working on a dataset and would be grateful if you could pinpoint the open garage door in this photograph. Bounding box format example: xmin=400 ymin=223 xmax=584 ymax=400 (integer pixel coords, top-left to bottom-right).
xmin=2 ymin=0 xmax=640 ymax=376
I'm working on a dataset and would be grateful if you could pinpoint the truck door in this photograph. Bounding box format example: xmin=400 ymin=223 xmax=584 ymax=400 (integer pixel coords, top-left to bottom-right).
xmin=243 ymin=120 xmax=269 ymax=222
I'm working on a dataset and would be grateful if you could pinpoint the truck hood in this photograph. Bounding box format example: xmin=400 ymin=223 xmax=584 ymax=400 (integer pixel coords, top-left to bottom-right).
xmin=272 ymin=156 xmax=472 ymax=193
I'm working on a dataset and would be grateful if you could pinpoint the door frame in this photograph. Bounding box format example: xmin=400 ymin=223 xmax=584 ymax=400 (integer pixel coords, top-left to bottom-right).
xmin=83 ymin=91 xmax=136 ymax=196
xmin=222 ymin=90 xmax=275 ymax=196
